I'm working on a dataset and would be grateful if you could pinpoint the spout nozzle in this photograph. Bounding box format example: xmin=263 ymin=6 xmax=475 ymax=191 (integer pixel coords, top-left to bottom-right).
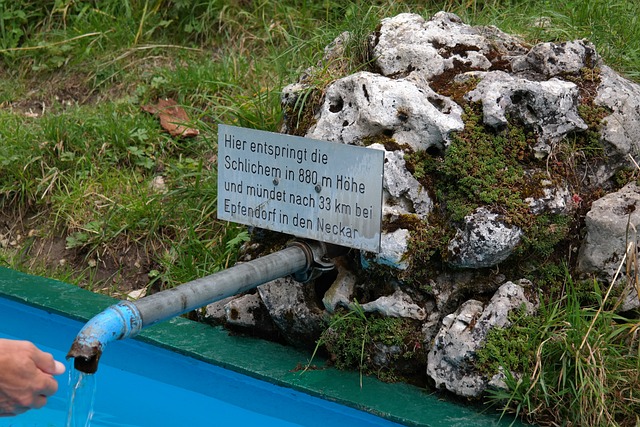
xmin=73 ymin=356 xmax=100 ymax=374
xmin=67 ymin=340 xmax=101 ymax=374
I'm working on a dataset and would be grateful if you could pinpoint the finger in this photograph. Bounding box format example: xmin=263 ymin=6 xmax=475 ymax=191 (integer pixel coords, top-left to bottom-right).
xmin=0 ymin=405 xmax=27 ymax=416
xmin=31 ymin=394 xmax=48 ymax=409
xmin=52 ymin=360 xmax=66 ymax=376
xmin=31 ymin=349 xmax=59 ymax=375
xmin=38 ymin=375 xmax=59 ymax=397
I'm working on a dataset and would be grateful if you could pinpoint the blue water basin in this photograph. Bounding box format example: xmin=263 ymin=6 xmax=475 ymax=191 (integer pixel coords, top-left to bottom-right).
xmin=0 ymin=295 xmax=402 ymax=427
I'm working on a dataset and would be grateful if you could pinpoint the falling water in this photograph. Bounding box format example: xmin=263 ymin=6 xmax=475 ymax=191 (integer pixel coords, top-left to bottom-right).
xmin=66 ymin=363 xmax=97 ymax=427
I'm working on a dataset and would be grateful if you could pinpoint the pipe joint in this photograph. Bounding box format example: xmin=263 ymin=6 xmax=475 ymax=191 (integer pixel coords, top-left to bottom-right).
xmin=287 ymin=239 xmax=341 ymax=283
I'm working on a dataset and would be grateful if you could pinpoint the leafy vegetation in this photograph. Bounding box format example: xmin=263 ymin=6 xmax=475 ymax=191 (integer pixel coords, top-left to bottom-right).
xmin=434 ymin=105 xmax=535 ymax=223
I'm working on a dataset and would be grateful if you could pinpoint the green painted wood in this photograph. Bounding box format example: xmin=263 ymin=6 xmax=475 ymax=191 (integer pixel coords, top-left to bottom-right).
xmin=0 ymin=266 xmax=526 ymax=427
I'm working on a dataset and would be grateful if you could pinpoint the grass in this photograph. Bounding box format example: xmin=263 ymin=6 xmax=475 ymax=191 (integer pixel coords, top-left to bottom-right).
xmin=1 ymin=0 xmax=639 ymax=425
xmin=478 ymin=270 xmax=640 ymax=426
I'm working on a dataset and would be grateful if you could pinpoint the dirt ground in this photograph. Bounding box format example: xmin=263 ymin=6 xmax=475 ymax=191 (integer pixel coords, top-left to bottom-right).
xmin=0 ymin=207 xmax=155 ymax=297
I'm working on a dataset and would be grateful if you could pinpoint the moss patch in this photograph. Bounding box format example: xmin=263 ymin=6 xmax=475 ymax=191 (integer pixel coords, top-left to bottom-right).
xmin=476 ymin=304 xmax=536 ymax=378
xmin=319 ymin=306 xmax=427 ymax=384
xmin=437 ymin=105 xmax=536 ymax=224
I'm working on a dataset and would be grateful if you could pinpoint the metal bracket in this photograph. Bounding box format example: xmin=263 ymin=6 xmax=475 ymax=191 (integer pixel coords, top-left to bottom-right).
xmin=287 ymin=239 xmax=336 ymax=283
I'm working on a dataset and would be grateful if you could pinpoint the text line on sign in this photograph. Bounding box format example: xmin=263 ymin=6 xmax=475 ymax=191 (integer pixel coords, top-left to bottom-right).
xmin=217 ymin=125 xmax=384 ymax=253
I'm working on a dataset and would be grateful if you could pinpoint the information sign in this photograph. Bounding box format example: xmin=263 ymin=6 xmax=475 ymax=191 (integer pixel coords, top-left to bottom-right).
xmin=217 ymin=125 xmax=384 ymax=252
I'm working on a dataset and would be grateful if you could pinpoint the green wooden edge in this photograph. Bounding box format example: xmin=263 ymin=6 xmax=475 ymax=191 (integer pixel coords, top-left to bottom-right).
xmin=0 ymin=266 xmax=523 ymax=427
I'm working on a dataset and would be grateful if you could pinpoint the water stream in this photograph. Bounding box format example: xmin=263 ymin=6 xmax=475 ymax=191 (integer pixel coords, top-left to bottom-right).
xmin=66 ymin=364 xmax=97 ymax=427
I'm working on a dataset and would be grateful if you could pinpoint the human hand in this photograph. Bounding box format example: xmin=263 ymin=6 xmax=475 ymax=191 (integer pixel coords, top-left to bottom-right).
xmin=0 ymin=339 xmax=66 ymax=417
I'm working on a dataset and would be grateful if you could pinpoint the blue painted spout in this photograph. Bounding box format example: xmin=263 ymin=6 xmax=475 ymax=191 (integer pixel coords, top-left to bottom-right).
xmin=67 ymin=301 xmax=142 ymax=373
xmin=67 ymin=240 xmax=338 ymax=373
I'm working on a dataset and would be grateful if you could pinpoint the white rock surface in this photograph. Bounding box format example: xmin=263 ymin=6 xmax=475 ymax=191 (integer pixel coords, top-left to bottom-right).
xmin=511 ymin=39 xmax=600 ymax=78
xmin=448 ymin=207 xmax=523 ymax=268
xmin=224 ymin=293 xmax=263 ymax=328
xmin=258 ymin=276 xmax=324 ymax=346
xmin=359 ymin=288 xmax=426 ymax=320
xmin=427 ymin=281 xmax=536 ymax=397
xmin=466 ymin=71 xmax=587 ymax=151
xmin=377 ymin=145 xmax=433 ymax=217
xmin=578 ymin=182 xmax=640 ymax=310
xmin=322 ymin=258 xmax=357 ymax=313
xmin=308 ymin=72 xmax=464 ymax=152
xmin=372 ymin=12 xmax=526 ymax=81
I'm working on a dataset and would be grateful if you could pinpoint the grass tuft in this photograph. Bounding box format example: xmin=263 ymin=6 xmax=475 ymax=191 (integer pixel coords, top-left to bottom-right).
xmin=479 ymin=267 xmax=640 ymax=426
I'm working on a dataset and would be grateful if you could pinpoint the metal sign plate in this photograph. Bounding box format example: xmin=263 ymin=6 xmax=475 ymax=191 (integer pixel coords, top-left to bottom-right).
xmin=217 ymin=125 xmax=384 ymax=252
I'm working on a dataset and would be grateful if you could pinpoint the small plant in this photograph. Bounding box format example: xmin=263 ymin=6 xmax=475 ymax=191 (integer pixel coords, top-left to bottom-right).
xmin=304 ymin=301 xmax=369 ymax=386
xmin=401 ymin=216 xmax=453 ymax=285
xmin=439 ymin=105 xmax=534 ymax=222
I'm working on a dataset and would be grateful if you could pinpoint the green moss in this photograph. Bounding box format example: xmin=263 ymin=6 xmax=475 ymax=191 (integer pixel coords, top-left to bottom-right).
xmin=401 ymin=217 xmax=452 ymax=285
xmin=552 ymin=66 xmax=610 ymax=189
xmin=523 ymin=261 xmax=566 ymax=292
xmin=318 ymin=306 xmax=425 ymax=381
xmin=323 ymin=311 xmax=403 ymax=370
xmin=439 ymin=105 xmax=534 ymax=223
xmin=361 ymin=133 xmax=408 ymax=150
xmin=476 ymin=304 xmax=537 ymax=377
xmin=518 ymin=214 xmax=570 ymax=258
xmin=564 ymin=103 xmax=609 ymax=159
xmin=612 ymin=168 xmax=637 ymax=187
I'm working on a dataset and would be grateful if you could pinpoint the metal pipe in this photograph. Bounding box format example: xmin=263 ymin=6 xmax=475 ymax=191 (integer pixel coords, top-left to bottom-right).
xmin=67 ymin=243 xmax=316 ymax=373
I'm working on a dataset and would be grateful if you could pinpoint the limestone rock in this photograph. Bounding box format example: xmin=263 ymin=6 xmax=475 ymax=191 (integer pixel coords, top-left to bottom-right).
xmin=594 ymin=66 xmax=640 ymax=183
xmin=372 ymin=12 xmax=526 ymax=81
xmin=448 ymin=207 xmax=523 ymax=268
xmin=525 ymin=175 xmax=572 ymax=214
xmin=268 ymin=10 xmax=640 ymax=401
xmin=204 ymin=295 xmax=237 ymax=323
xmin=577 ymin=182 xmax=640 ymax=312
xmin=258 ymin=276 xmax=325 ymax=347
xmin=322 ymin=257 xmax=357 ymax=313
xmin=620 ymin=283 xmax=640 ymax=313
xmin=359 ymin=288 xmax=426 ymax=320
xmin=471 ymin=280 xmax=537 ymax=338
xmin=427 ymin=281 xmax=537 ymax=397
xmin=376 ymin=144 xmax=433 ymax=217
xmin=431 ymin=271 xmax=507 ymax=315
xmin=466 ymin=71 xmax=587 ymax=153
xmin=368 ymin=228 xmax=410 ymax=270
xmin=427 ymin=299 xmax=485 ymax=397
xmin=511 ymin=39 xmax=600 ymax=78
xmin=307 ymin=71 xmax=464 ymax=152
xmin=224 ymin=293 xmax=270 ymax=329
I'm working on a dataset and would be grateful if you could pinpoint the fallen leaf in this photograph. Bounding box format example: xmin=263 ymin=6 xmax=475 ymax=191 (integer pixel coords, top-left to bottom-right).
xmin=127 ymin=288 xmax=147 ymax=301
xmin=141 ymin=98 xmax=199 ymax=138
